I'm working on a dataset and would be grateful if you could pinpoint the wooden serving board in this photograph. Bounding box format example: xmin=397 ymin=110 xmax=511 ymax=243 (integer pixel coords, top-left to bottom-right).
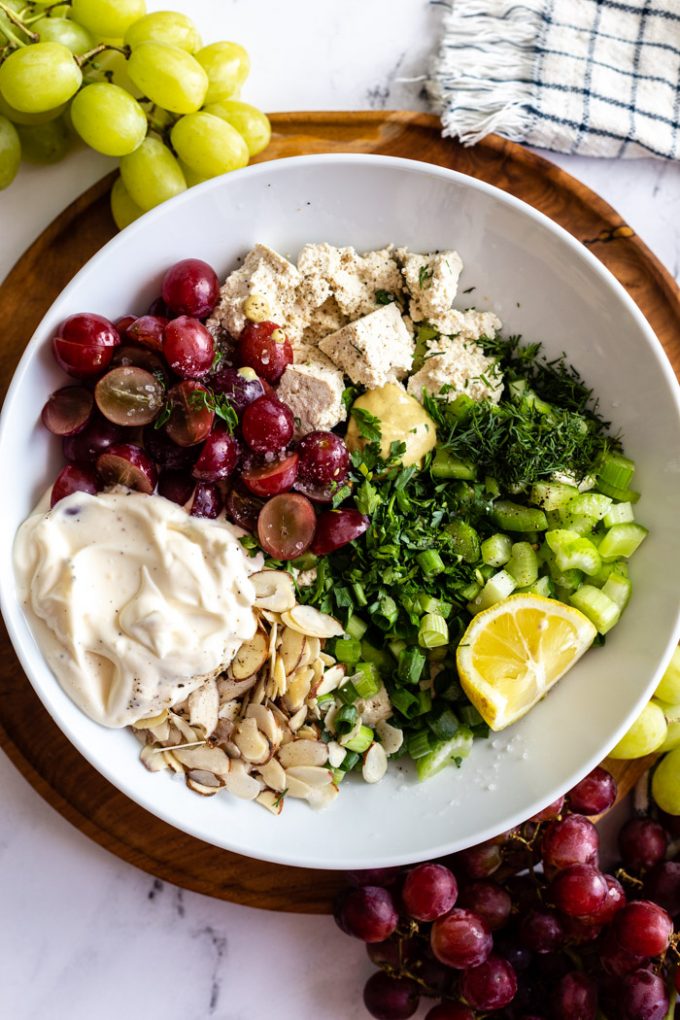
xmin=0 ymin=112 xmax=676 ymax=914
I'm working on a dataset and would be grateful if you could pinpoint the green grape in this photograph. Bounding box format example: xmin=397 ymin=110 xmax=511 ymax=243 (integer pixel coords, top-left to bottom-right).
xmin=0 ymin=42 xmax=82 ymax=114
xmin=0 ymin=0 xmax=22 ymax=38
xmin=651 ymin=746 xmax=680 ymax=814
xmin=0 ymin=115 xmax=21 ymax=189
xmin=110 ymin=174 xmax=144 ymax=229
xmin=127 ymin=42 xmax=208 ymax=114
xmin=125 ymin=11 xmax=201 ymax=53
xmin=16 ymin=115 xmax=70 ymax=163
xmin=171 ymin=112 xmax=249 ymax=179
xmin=659 ymin=717 xmax=680 ymax=753
xmin=609 ymin=699 xmax=668 ymax=759
xmin=0 ymin=93 xmax=65 ymax=126
xmin=178 ymin=160 xmax=209 ymax=187
xmin=85 ymin=49 xmax=142 ymax=97
xmin=203 ymin=100 xmax=271 ymax=156
xmin=70 ymin=0 xmax=146 ymax=39
xmin=34 ymin=16 xmax=94 ymax=55
xmin=195 ymin=41 xmax=250 ymax=104
xmin=71 ymin=83 xmax=146 ymax=156
xmin=655 ymin=646 xmax=680 ymax=704
xmin=120 ymin=134 xmax=186 ymax=211
xmin=48 ymin=4 xmax=74 ymax=14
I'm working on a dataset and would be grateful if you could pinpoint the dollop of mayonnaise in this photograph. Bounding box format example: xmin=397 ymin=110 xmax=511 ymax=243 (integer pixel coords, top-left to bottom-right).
xmin=14 ymin=490 xmax=262 ymax=728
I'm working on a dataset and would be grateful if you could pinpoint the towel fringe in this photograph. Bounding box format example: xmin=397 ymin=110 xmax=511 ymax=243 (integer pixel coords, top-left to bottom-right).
xmin=427 ymin=0 xmax=544 ymax=146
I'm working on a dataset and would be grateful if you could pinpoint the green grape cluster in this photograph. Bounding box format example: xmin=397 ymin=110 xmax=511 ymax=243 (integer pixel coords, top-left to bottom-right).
xmin=0 ymin=1 xmax=271 ymax=226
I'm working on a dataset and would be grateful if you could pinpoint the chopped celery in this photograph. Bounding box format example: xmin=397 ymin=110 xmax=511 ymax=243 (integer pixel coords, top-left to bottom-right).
xmin=346 ymin=615 xmax=368 ymax=640
xmin=570 ymin=584 xmax=621 ymax=634
xmin=449 ymin=394 xmax=475 ymax=420
xmin=518 ymin=575 xmax=554 ymax=597
xmin=416 ymin=728 xmax=474 ymax=780
xmin=467 ymin=569 xmax=516 ymax=614
xmin=431 ymin=448 xmax=476 ymax=480
xmin=529 ymin=481 xmax=579 ymax=510
xmin=478 ymin=563 xmax=496 ymax=581
xmin=603 ymin=501 xmax=635 ymax=528
xmin=541 ymin=545 xmax=584 ymax=592
xmin=595 ymin=478 xmax=640 ymax=503
xmin=445 ymin=519 xmax=481 ymax=564
xmin=491 ymin=500 xmax=548 ymax=533
xmin=597 ymin=451 xmax=635 ymax=489
xmin=485 ymin=476 xmax=500 ymax=498
xmin=549 ymin=511 xmax=595 ymax=536
xmin=601 ymin=573 xmax=632 ymax=610
xmin=568 ymin=492 xmax=612 ymax=521
xmin=598 ymin=523 xmax=648 ymax=561
xmin=506 ymin=541 xmax=539 ymax=587
xmin=589 ymin=559 xmax=629 ymax=587
xmin=481 ymin=533 xmax=513 ymax=567
xmin=546 ymin=530 xmax=601 ymax=576
xmin=344 ymin=725 xmax=374 ymax=753
xmin=360 ymin=640 xmax=394 ymax=673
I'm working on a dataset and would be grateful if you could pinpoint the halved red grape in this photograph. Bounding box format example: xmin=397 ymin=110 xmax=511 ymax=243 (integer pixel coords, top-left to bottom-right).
xmin=241 ymin=396 xmax=294 ymax=453
xmin=50 ymin=464 xmax=98 ymax=507
xmin=63 ymin=415 xmax=126 ymax=466
xmin=158 ymin=470 xmax=195 ymax=506
xmin=190 ymin=481 xmax=223 ymax=519
xmin=225 ymin=484 xmax=264 ymax=532
xmin=162 ymin=258 xmax=219 ymax=318
xmin=97 ymin=443 xmax=157 ymax=494
xmin=52 ymin=313 xmax=120 ymax=378
xmin=241 ymin=452 xmax=298 ymax=497
xmin=41 ymin=386 xmax=93 ymax=437
xmin=111 ymin=344 xmax=169 ymax=381
xmin=164 ymin=316 xmax=215 ymax=379
xmin=257 ymin=493 xmax=315 ymax=560
xmin=192 ymin=426 xmax=240 ymax=482
xmin=165 ymin=381 xmax=214 ymax=447
xmin=297 ymin=431 xmax=350 ymax=485
xmin=293 ymin=476 xmax=346 ymax=503
xmin=126 ymin=315 xmax=167 ymax=352
xmin=95 ymin=366 xmax=165 ymax=427
xmin=237 ymin=321 xmax=293 ymax=383
xmin=143 ymin=425 xmax=199 ymax=471
xmin=211 ymin=365 xmax=265 ymax=412
xmin=310 ymin=508 xmax=369 ymax=555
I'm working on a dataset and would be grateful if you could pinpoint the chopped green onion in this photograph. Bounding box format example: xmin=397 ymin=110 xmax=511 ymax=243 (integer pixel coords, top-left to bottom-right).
xmin=428 ymin=707 xmax=460 ymax=741
xmin=372 ymin=594 xmax=399 ymax=630
xmin=598 ymin=523 xmax=648 ymax=561
xmin=339 ymin=750 xmax=361 ymax=772
xmin=388 ymin=638 xmax=407 ymax=660
xmin=418 ymin=613 xmax=449 ymax=648
xmin=467 ymin=569 xmax=516 ymax=614
xmin=398 ymin=646 xmax=427 ymax=686
xmin=351 ymin=582 xmax=368 ymax=607
xmin=570 ymin=584 xmax=621 ymax=635
xmin=418 ymin=593 xmax=442 ymax=615
xmin=291 ymin=552 xmax=318 ymax=570
xmin=344 ymin=725 xmax=374 ymax=753
xmin=345 ymin=615 xmax=368 ymax=640
xmin=417 ymin=549 xmax=446 ymax=576
xmin=353 ymin=664 xmax=381 ymax=699
xmin=334 ymin=704 xmax=358 ymax=735
xmin=431 ymin=447 xmax=476 ymax=480
xmin=416 ymin=690 xmax=433 ymax=715
xmin=481 ymin=533 xmax=513 ymax=567
xmin=407 ymin=730 xmax=433 ymax=759
xmin=360 ymin=640 xmax=394 ymax=673
xmin=317 ymin=692 xmax=335 ymax=705
xmin=597 ymin=451 xmax=635 ymax=489
xmin=491 ymin=500 xmax=548 ymax=533
xmin=337 ymin=680 xmax=360 ymax=705
xmin=459 ymin=704 xmax=484 ymax=727
xmin=445 ymin=519 xmax=481 ymax=564
xmin=331 ymin=768 xmax=345 ymax=784
xmin=391 ymin=688 xmax=421 ymax=718
xmin=505 ymin=541 xmax=539 ymax=587
xmin=334 ymin=637 xmax=362 ymax=665
xmin=529 ymin=481 xmax=579 ymax=510
xmin=603 ymin=501 xmax=635 ymax=528
xmin=416 ymin=729 xmax=474 ymax=780
xmin=460 ymin=580 xmax=482 ymax=601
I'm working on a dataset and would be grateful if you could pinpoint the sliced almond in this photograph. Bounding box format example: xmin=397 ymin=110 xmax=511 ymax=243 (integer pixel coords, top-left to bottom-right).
xmin=285 ymin=765 xmax=333 ymax=788
xmin=327 ymin=741 xmax=347 ymax=768
xmin=319 ymin=652 xmax=336 ymax=667
xmin=251 ymin=570 xmax=297 ymax=612
xmin=168 ymin=712 xmax=200 ymax=744
xmin=257 ymin=790 xmax=284 ymax=815
xmin=163 ymin=751 xmax=186 ymax=775
xmin=231 ymin=630 xmax=269 ymax=680
xmin=307 ymin=783 xmax=340 ymax=811
xmin=296 ymin=724 xmax=320 ymax=741
xmin=188 ymin=678 xmax=219 ymax=738
xmin=272 ymin=656 xmax=287 ymax=698
xmin=218 ymin=701 xmax=241 ymax=723
xmin=306 ymin=636 xmax=321 ymax=663
xmin=246 ymin=703 xmax=281 ymax=746
xmin=147 ymin=718 xmax=171 ymax=743
xmin=316 ymin=664 xmax=345 ymax=697
xmin=376 ymin=719 xmax=404 ymax=755
xmin=233 ymin=717 xmax=270 ymax=765
xmin=218 ymin=675 xmax=257 ymax=702
xmin=278 ymin=740 xmax=328 ymax=768
xmin=140 ymin=744 xmax=168 ymax=772
xmin=258 ymin=757 xmax=287 ymax=792
xmin=288 ymin=706 xmax=308 ymax=732
xmin=280 ymin=627 xmax=306 ymax=675
xmin=323 ymin=703 xmax=338 ymax=734
xmin=362 ymin=743 xmax=388 ymax=784
xmin=187 ymin=778 xmax=221 ymax=796
xmin=283 ymin=667 xmax=314 ymax=713
xmin=132 ymin=709 xmax=168 ymax=730
xmin=281 ymin=605 xmax=344 ymax=639
xmin=223 ymin=760 xmax=263 ymax=800
xmin=284 ymin=774 xmax=312 ymax=799
xmin=186 ymin=769 xmax=224 ymax=789
xmin=173 ymin=745 xmax=231 ymax=775
xmin=309 ymin=658 xmax=324 ymax=696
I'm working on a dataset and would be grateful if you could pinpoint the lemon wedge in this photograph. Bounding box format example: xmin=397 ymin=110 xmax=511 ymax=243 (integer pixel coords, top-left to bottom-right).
xmin=456 ymin=594 xmax=597 ymax=731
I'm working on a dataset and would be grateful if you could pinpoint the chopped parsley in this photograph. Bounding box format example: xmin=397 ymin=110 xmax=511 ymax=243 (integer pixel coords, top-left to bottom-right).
xmin=418 ymin=265 xmax=434 ymax=288
xmin=375 ymin=289 xmax=397 ymax=305
xmin=350 ymin=406 xmax=383 ymax=443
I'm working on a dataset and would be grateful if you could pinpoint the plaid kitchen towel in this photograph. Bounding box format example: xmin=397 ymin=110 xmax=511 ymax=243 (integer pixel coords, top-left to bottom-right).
xmin=428 ymin=0 xmax=680 ymax=158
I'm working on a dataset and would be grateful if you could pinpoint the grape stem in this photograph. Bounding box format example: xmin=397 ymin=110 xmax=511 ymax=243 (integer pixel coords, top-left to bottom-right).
xmin=77 ymin=42 xmax=130 ymax=67
xmin=0 ymin=0 xmax=38 ymax=42
xmin=23 ymin=1 xmax=72 ymax=23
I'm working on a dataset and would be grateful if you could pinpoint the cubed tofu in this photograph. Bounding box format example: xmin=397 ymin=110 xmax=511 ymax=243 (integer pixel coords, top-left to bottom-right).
xmin=430 ymin=308 xmax=501 ymax=342
xmin=407 ymin=336 xmax=504 ymax=405
xmin=298 ymin=243 xmax=404 ymax=320
xmin=398 ymin=249 xmax=463 ymax=322
xmin=276 ymin=350 xmax=347 ymax=435
xmin=207 ymin=243 xmax=302 ymax=340
xmin=318 ymin=303 xmax=414 ymax=388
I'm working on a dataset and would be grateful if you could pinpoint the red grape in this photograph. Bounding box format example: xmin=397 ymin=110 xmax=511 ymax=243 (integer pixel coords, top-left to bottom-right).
xmin=600 ymin=928 xmax=647 ymax=976
xmin=63 ymin=415 xmax=126 ymax=466
xmin=495 ymin=938 xmax=533 ymax=972
xmin=518 ymin=909 xmax=565 ymax=954
xmin=161 ymin=258 xmax=219 ymax=318
xmin=114 ymin=314 xmax=137 ymax=335
xmin=165 ymin=381 xmax=215 ymax=447
xmin=363 ymin=972 xmax=419 ymax=1020
xmin=424 ymin=1005 xmax=474 ymax=1020
xmin=618 ymin=818 xmax=669 ymax=873
xmin=147 ymin=296 xmax=169 ymax=317
xmin=297 ymin=431 xmax=350 ymax=485
xmin=446 ymin=842 xmax=503 ymax=880
xmin=460 ymin=953 xmax=518 ymax=1010
xmin=417 ymin=955 xmax=455 ymax=997
xmin=401 ymin=863 xmax=458 ymax=922
xmin=549 ymin=863 xmax=608 ymax=918
xmin=237 ymin=321 xmax=293 ymax=383
xmin=642 ymin=861 xmax=680 ymax=918
xmin=257 ymin=493 xmax=316 ymax=561
xmin=293 ymin=476 xmax=345 ymax=503
xmin=579 ymin=874 xmax=625 ymax=925
xmin=241 ymin=452 xmax=299 ymax=497
xmin=551 ymin=971 xmax=597 ymax=1020
xmin=95 ymin=366 xmax=165 ymax=427
xmin=366 ymin=937 xmax=403 ymax=971
xmin=531 ymin=796 xmax=566 ymax=822
xmin=211 ymin=365 xmax=265 ymax=412
xmin=143 ymin=425 xmax=198 ymax=471
xmin=567 ymin=766 xmax=617 ymax=815
xmin=224 ymin=484 xmax=264 ymax=533
xmin=53 ymin=312 xmax=120 ymax=377
xmin=158 ymin=470 xmax=195 ymax=506
xmin=50 ymin=464 xmax=98 ymax=507
xmin=458 ymin=880 xmax=512 ymax=931
xmin=241 ymin=396 xmax=294 ymax=453
xmin=164 ymin=316 xmax=215 ymax=379
xmin=41 ymin=386 xmax=93 ymax=436
xmin=126 ymin=314 xmax=167 ymax=352
xmin=430 ymin=909 xmax=492 ymax=969
xmin=97 ymin=443 xmax=157 ymax=494
xmin=559 ymin=915 xmax=602 ymax=943
xmin=613 ymin=900 xmax=673 ymax=957
xmin=192 ymin=426 xmax=240 ymax=482
xmin=334 ymin=886 xmax=398 ymax=943
xmin=310 ymin=508 xmax=370 ymax=555
xmin=190 ymin=481 xmax=223 ymax=519
xmin=111 ymin=344 xmax=169 ymax=381
xmin=541 ymin=815 xmax=599 ymax=876
xmin=618 ymin=969 xmax=669 ymax=1020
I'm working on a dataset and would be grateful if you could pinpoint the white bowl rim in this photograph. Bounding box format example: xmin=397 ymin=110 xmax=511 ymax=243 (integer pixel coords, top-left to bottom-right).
xmin=1 ymin=152 xmax=679 ymax=870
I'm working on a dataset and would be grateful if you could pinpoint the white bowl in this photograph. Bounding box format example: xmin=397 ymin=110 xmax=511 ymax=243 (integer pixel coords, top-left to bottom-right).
xmin=1 ymin=155 xmax=679 ymax=870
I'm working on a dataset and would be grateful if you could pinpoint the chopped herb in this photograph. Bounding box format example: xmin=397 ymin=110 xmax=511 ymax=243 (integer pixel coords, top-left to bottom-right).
xmin=419 ymin=265 xmax=434 ymax=288
xmin=462 ymin=285 xmax=476 ymax=294
xmin=211 ymin=348 xmax=225 ymax=370
xmin=153 ymin=402 xmax=172 ymax=429
xmin=350 ymin=406 xmax=383 ymax=443
xmin=188 ymin=388 xmax=239 ymax=432
xmin=375 ymin=289 xmax=397 ymax=305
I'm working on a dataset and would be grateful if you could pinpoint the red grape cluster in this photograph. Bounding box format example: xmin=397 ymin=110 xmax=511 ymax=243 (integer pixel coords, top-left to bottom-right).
xmin=41 ymin=257 xmax=368 ymax=560
xmin=334 ymin=766 xmax=680 ymax=1020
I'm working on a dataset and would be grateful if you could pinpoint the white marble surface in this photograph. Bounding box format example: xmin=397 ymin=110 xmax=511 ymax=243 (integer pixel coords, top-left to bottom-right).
xmin=0 ymin=2 xmax=678 ymax=1018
